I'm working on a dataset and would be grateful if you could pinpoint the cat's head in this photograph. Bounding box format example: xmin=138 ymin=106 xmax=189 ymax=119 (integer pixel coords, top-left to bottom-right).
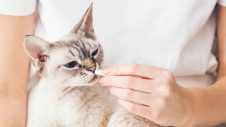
xmin=24 ymin=4 xmax=104 ymax=86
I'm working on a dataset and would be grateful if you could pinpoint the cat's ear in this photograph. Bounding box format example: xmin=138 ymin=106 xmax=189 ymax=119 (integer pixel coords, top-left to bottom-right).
xmin=71 ymin=3 xmax=96 ymax=40
xmin=23 ymin=36 xmax=50 ymax=67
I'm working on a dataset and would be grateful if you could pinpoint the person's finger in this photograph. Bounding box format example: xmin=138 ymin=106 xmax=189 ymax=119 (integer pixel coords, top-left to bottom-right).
xmin=100 ymin=76 xmax=154 ymax=93
xmin=110 ymin=87 xmax=152 ymax=106
xmin=118 ymin=99 xmax=152 ymax=120
xmin=103 ymin=64 xmax=162 ymax=79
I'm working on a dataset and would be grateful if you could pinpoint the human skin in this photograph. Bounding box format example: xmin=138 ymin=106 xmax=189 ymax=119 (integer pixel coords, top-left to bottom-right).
xmin=0 ymin=13 xmax=35 ymax=127
xmin=100 ymin=5 xmax=226 ymax=127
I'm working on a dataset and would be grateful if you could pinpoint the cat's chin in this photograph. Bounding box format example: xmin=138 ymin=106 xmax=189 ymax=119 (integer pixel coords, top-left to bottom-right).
xmin=67 ymin=76 xmax=99 ymax=87
xmin=88 ymin=75 xmax=98 ymax=83
xmin=85 ymin=75 xmax=99 ymax=86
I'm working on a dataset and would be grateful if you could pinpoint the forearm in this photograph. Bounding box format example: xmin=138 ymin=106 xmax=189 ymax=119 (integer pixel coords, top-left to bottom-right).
xmin=0 ymin=13 xmax=35 ymax=127
xmin=0 ymin=94 xmax=27 ymax=127
xmin=217 ymin=5 xmax=226 ymax=80
xmin=185 ymin=77 xmax=226 ymax=126
xmin=183 ymin=5 xmax=226 ymax=126
xmin=181 ymin=4 xmax=226 ymax=126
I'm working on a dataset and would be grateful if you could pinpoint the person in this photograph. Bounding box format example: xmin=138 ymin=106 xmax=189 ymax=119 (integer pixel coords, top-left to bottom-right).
xmin=0 ymin=0 xmax=226 ymax=126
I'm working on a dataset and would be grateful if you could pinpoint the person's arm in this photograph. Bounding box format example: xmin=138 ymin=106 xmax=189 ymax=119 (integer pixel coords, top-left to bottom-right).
xmin=185 ymin=5 xmax=226 ymax=126
xmin=218 ymin=5 xmax=226 ymax=79
xmin=99 ymin=5 xmax=226 ymax=127
xmin=0 ymin=13 xmax=35 ymax=127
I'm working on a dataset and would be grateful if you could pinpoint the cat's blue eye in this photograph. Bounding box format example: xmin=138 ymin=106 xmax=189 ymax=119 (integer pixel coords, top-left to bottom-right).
xmin=64 ymin=61 xmax=78 ymax=68
xmin=91 ymin=49 xmax=98 ymax=57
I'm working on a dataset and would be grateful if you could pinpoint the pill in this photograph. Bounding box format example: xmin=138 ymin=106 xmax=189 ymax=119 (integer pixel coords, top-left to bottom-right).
xmin=95 ymin=69 xmax=105 ymax=76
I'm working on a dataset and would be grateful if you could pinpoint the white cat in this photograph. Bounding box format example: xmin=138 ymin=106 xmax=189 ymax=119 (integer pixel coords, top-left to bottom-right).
xmin=24 ymin=4 xmax=161 ymax=127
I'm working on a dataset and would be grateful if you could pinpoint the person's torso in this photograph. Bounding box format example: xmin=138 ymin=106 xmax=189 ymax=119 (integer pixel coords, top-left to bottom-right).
xmin=35 ymin=0 xmax=218 ymax=87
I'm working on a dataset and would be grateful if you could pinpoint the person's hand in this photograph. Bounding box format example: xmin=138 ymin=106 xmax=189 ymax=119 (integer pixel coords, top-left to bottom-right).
xmin=100 ymin=64 xmax=193 ymax=126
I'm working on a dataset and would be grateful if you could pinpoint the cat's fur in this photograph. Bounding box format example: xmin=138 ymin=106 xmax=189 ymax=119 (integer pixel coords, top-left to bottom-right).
xmin=25 ymin=4 xmax=161 ymax=127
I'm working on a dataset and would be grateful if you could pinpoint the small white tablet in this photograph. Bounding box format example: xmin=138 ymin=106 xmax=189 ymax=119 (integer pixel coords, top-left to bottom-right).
xmin=95 ymin=69 xmax=105 ymax=76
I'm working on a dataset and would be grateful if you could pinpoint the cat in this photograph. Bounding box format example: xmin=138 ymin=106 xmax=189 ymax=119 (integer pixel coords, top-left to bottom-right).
xmin=24 ymin=4 xmax=161 ymax=127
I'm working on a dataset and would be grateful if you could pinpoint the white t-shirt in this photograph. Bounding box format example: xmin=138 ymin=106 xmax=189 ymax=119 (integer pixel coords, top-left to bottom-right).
xmin=0 ymin=0 xmax=225 ymax=87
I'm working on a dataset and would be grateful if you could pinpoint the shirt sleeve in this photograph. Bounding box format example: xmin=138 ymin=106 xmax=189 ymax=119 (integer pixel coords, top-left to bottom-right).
xmin=218 ymin=0 xmax=226 ymax=6
xmin=0 ymin=0 xmax=37 ymax=16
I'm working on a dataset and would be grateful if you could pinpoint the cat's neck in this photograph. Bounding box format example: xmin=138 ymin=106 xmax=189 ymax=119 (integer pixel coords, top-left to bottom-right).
xmin=37 ymin=77 xmax=62 ymax=93
xmin=36 ymin=76 xmax=113 ymax=108
xmin=37 ymin=77 xmax=101 ymax=97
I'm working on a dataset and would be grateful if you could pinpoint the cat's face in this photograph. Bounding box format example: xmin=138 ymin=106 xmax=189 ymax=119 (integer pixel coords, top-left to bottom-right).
xmin=24 ymin=4 xmax=103 ymax=86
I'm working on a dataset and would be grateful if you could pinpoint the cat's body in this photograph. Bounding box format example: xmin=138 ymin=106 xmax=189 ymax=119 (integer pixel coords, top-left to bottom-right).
xmin=28 ymin=78 xmax=109 ymax=127
xmin=25 ymin=4 xmax=160 ymax=127
xmin=28 ymin=76 xmax=158 ymax=127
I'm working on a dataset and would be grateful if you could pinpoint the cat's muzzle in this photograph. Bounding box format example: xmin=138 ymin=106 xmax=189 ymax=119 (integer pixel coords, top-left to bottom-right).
xmin=81 ymin=58 xmax=96 ymax=72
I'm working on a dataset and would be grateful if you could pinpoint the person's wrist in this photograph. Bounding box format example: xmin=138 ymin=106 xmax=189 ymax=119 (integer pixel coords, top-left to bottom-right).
xmin=177 ymin=86 xmax=198 ymax=127
xmin=179 ymin=87 xmax=205 ymax=127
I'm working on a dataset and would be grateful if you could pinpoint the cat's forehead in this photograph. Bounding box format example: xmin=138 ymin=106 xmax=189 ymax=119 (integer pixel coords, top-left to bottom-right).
xmin=49 ymin=48 xmax=76 ymax=64
xmin=48 ymin=35 xmax=99 ymax=63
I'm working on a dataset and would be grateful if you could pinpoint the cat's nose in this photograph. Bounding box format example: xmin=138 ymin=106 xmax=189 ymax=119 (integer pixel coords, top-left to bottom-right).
xmin=82 ymin=58 xmax=96 ymax=72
